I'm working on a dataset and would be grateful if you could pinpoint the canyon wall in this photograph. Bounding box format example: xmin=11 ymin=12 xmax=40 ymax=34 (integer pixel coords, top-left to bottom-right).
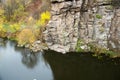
xmin=44 ymin=0 xmax=120 ymax=55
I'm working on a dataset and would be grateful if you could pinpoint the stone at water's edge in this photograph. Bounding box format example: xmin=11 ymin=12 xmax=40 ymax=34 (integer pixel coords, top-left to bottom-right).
xmin=44 ymin=0 xmax=120 ymax=55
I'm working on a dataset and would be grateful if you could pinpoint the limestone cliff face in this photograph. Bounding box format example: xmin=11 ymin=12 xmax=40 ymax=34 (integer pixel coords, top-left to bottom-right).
xmin=44 ymin=0 xmax=120 ymax=54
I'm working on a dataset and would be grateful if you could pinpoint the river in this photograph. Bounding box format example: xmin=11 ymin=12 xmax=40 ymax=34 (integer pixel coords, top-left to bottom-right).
xmin=0 ymin=40 xmax=120 ymax=80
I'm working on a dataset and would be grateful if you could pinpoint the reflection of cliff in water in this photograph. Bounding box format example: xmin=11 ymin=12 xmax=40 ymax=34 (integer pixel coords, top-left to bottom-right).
xmin=0 ymin=40 xmax=54 ymax=80
xmin=15 ymin=47 xmax=40 ymax=68
xmin=43 ymin=50 xmax=120 ymax=80
xmin=0 ymin=38 xmax=7 ymax=48
xmin=0 ymin=39 xmax=44 ymax=69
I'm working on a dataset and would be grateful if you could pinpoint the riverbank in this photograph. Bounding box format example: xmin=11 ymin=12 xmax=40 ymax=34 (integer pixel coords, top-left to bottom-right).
xmin=0 ymin=38 xmax=119 ymax=58
xmin=1 ymin=41 xmax=120 ymax=80
xmin=0 ymin=0 xmax=120 ymax=57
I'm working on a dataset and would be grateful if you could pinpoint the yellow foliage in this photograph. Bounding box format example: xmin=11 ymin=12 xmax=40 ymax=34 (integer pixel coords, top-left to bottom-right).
xmin=0 ymin=9 xmax=4 ymax=16
xmin=0 ymin=24 xmax=6 ymax=37
xmin=41 ymin=11 xmax=51 ymax=20
xmin=17 ymin=29 xmax=36 ymax=45
xmin=28 ymin=16 xmax=34 ymax=21
xmin=27 ymin=16 xmax=35 ymax=26
xmin=0 ymin=8 xmax=6 ymax=23
xmin=11 ymin=5 xmax=27 ymax=22
xmin=36 ymin=11 xmax=51 ymax=26
xmin=0 ymin=24 xmax=6 ymax=32
xmin=0 ymin=18 xmax=3 ymax=23
xmin=10 ymin=23 xmax=21 ymax=31
xmin=3 ymin=0 xmax=28 ymax=22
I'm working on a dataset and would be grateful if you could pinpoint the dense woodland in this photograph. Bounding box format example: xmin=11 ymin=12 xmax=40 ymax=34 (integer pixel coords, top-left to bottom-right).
xmin=0 ymin=0 xmax=51 ymax=46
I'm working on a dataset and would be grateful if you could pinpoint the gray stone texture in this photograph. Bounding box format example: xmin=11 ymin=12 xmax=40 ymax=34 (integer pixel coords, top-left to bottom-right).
xmin=44 ymin=0 xmax=120 ymax=53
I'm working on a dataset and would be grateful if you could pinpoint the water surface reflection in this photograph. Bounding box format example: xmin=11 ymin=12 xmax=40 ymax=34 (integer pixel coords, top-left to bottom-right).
xmin=0 ymin=40 xmax=53 ymax=80
xmin=44 ymin=50 xmax=120 ymax=80
xmin=0 ymin=40 xmax=120 ymax=80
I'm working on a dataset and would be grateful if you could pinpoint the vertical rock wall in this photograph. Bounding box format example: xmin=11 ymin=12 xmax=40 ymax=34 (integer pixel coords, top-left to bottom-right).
xmin=108 ymin=9 xmax=120 ymax=53
xmin=44 ymin=0 xmax=82 ymax=53
xmin=44 ymin=0 xmax=120 ymax=54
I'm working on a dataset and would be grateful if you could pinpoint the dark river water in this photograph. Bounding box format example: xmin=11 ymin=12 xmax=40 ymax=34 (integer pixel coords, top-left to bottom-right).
xmin=0 ymin=40 xmax=120 ymax=80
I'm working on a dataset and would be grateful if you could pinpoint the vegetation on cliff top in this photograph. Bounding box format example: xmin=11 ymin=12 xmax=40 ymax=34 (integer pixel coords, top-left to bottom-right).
xmin=0 ymin=0 xmax=51 ymax=46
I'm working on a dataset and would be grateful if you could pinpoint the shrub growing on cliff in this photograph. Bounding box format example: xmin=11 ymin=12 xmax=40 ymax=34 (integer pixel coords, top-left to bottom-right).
xmin=0 ymin=24 xmax=6 ymax=37
xmin=17 ymin=29 xmax=36 ymax=46
xmin=96 ymin=14 xmax=102 ymax=19
xmin=36 ymin=11 xmax=51 ymax=26
xmin=0 ymin=8 xmax=6 ymax=37
xmin=75 ymin=39 xmax=84 ymax=52
xmin=2 ymin=23 xmax=21 ymax=33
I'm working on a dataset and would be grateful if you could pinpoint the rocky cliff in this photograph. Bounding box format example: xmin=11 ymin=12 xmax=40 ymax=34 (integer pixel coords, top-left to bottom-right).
xmin=44 ymin=0 xmax=120 ymax=56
